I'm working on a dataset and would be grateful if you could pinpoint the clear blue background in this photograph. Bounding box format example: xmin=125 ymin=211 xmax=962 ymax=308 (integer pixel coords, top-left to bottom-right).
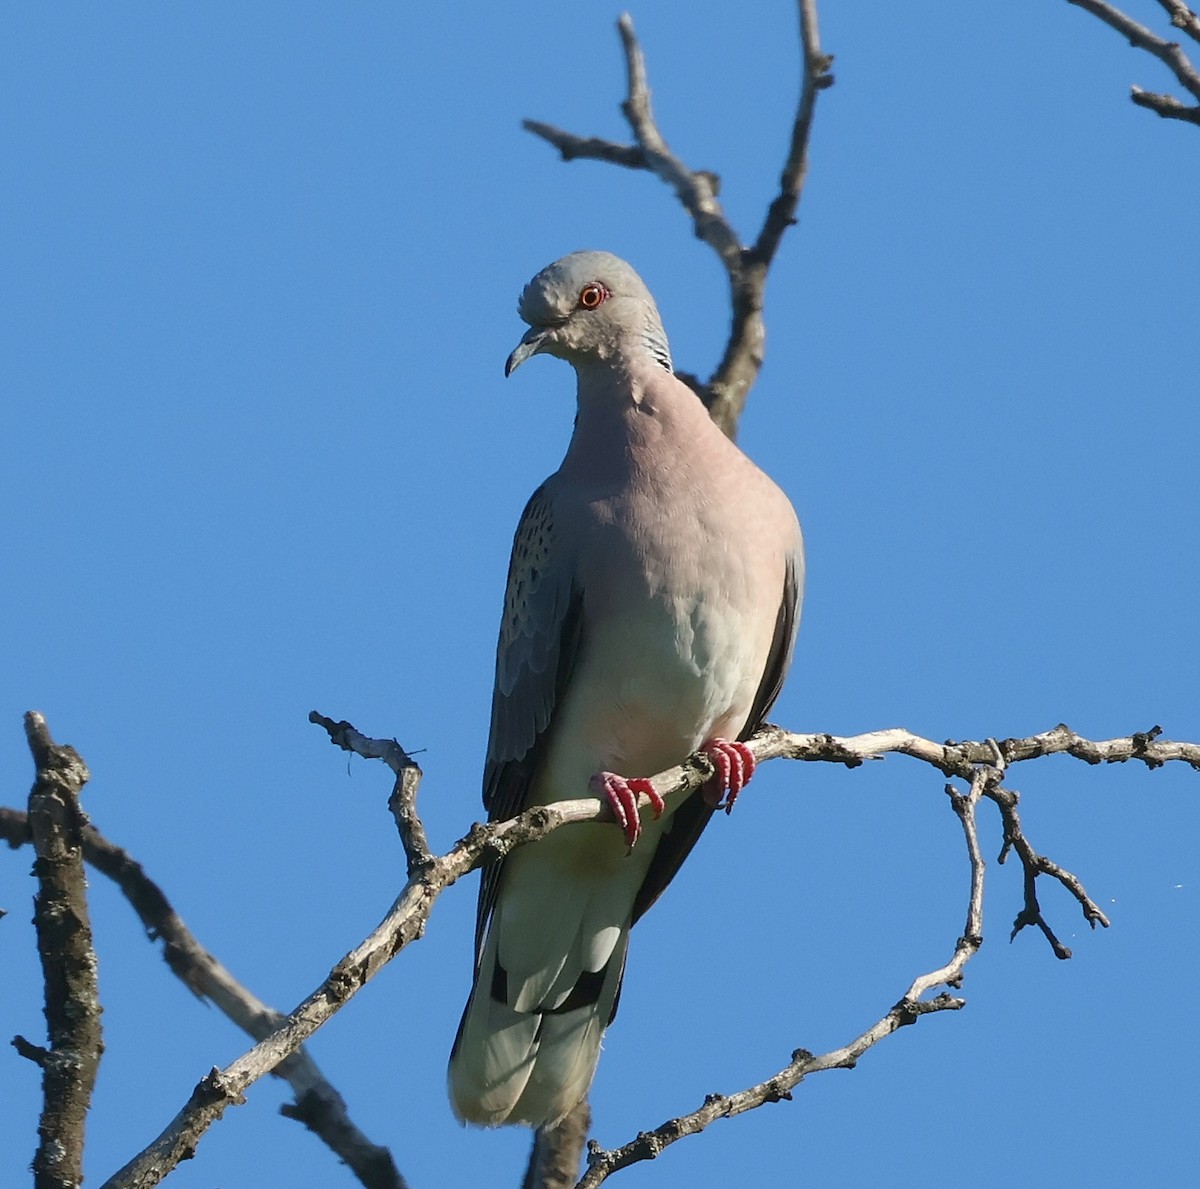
xmin=2 ymin=3 xmax=1197 ymax=1187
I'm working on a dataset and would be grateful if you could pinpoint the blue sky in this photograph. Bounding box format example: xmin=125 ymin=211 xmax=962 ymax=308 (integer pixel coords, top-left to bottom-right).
xmin=2 ymin=3 xmax=1197 ymax=1187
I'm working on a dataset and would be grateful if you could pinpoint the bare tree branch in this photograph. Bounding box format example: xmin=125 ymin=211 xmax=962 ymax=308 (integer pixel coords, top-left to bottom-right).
xmin=575 ymin=714 xmax=1197 ymax=1184
xmin=524 ymin=3 xmax=834 ymax=438
xmin=16 ymin=711 xmax=101 ymax=1189
xmin=100 ymin=879 xmax=436 ymax=1189
xmin=523 ymin=1104 xmax=593 ymax=1189
xmin=1131 ymin=85 xmax=1200 ymax=120
xmin=308 ymin=712 xmax=429 ymax=871
xmin=522 ymin=123 xmax=646 ymax=170
xmin=1158 ymin=0 xmax=1200 ymax=43
xmin=1068 ymin=0 xmax=1200 ymax=123
xmin=90 ymin=715 xmax=1195 ymax=1187
xmin=752 ymin=720 xmax=1200 ymax=775
xmin=99 ymin=724 xmax=626 ymax=1189
xmin=575 ymin=767 xmax=992 ymax=1187
xmin=1 ymin=800 xmax=405 ymax=1188
xmin=981 ymin=769 xmax=1111 ymax=961
xmin=751 ymin=0 xmax=834 ymax=280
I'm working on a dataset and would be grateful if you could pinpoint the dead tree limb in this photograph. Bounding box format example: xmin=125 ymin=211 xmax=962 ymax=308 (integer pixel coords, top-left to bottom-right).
xmin=525 ymin=2 xmax=834 ymax=437
xmin=1067 ymin=0 xmax=1200 ymax=124
xmin=576 ymin=767 xmax=992 ymax=1187
xmin=15 ymin=712 xmax=102 ymax=1189
xmin=90 ymin=715 xmax=1195 ymax=1189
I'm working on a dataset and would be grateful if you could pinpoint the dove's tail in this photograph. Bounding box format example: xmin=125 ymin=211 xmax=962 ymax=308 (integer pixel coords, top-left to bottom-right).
xmin=448 ymin=858 xmax=630 ymax=1129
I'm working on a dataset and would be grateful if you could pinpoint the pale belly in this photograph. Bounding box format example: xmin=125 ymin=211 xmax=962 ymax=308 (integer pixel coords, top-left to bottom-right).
xmin=493 ymin=539 xmax=783 ymax=981
xmin=533 ymin=590 xmax=764 ymax=808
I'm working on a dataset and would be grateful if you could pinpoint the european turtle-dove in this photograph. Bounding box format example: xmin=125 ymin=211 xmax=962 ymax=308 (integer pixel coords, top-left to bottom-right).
xmin=448 ymin=251 xmax=804 ymax=1128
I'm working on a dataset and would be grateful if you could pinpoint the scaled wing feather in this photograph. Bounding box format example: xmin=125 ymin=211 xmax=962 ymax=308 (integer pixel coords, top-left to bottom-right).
xmin=476 ymin=483 xmax=583 ymax=964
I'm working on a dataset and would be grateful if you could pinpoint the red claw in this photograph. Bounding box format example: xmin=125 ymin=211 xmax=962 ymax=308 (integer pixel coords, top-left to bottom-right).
xmin=700 ymin=739 xmax=757 ymax=813
xmin=589 ymin=772 xmax=665 ymax=847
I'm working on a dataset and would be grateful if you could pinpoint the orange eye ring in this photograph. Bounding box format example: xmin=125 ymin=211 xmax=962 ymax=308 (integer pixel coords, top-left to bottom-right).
xmin=578 ymin=283 xmax=608 ymax=310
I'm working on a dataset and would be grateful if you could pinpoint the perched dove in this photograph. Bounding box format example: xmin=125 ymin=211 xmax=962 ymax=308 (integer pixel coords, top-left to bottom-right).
xmin=449 ymin=251 xmax=803 ymax=1129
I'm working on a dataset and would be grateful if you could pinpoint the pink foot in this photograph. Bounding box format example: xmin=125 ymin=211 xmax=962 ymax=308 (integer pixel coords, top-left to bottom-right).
xmin=700 ymin=739 xmax=757 ymax=814
xmin=589 ymin=772 xmax=665 ymax=847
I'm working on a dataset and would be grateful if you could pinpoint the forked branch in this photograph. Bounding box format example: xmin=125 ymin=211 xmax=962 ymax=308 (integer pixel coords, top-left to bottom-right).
xmin=1068 ymin=0 xmax=1200 ymax=124
xmin=576 ymin=768 xmax=991 ymax=1186
xmin=525 ymin=2 xmax=834 ymax=436
xmin=2 ymin=774 xmax=406 ymax=1189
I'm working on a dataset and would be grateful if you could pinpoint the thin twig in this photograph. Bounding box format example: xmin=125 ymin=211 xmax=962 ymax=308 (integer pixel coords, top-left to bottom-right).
xmin=752 ymin=0 xmax=832 ymax=268
xmin=1131 ymin=86 xmax=1200 ymax=121
xmin=1158 ymin=0 xmax=1200 ymax=43
xmin=708 ymin=0 xmax=834 ymax=436
xmin=523 ymin=3 xmax=834 ymax=437
xmin=19 ymin=711 xmax=102 ymax=1189
xmin=613 ymin=13 xmax=743 ymax=273
xmin=988 ymin=784 xmax=1110 ymax=958
xmin=910 ymin=773 xmax=989 ymax=996
xmin=520 ymin=123 xmax=646 ymax=169
xmin=1068 ymin=0 xmax=1200 ymax=123
xmin=309 ymin=712 xmax=429 ymax=872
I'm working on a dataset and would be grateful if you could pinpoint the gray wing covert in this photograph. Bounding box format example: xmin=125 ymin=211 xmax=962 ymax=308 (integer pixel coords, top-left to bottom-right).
xmin=475 ymin=483 xmax=583 ymax=963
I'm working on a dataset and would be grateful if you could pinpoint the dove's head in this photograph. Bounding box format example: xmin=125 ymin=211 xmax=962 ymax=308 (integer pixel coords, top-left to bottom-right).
xmin=505 ymin=251 xmax=673 ymax=377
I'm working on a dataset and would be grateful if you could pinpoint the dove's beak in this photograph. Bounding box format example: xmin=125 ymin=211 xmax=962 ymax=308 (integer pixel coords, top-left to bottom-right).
xmin=505 ymin=325 xmax=553 ymax=378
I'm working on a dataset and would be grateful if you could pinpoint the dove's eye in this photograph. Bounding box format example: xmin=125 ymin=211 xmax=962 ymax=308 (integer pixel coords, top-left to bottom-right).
xmin=578 ymin=283 xmax=608 ymax=310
